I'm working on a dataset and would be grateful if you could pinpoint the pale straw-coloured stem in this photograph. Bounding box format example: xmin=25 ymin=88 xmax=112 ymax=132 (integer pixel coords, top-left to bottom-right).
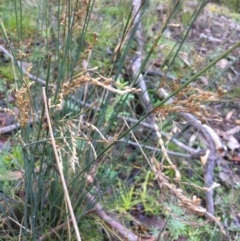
xmin=42 ymin=87 xmax=81 ymax=241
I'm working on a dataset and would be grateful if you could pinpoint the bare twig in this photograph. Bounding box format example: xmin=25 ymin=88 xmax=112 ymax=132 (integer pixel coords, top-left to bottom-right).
xmin=143 ymin=69 xmax=176 ymax=81
xmin=0 ymin=122 xmax=20 ymax=134
xmin=107 ymin=135 xmax=191 ymax=158
xmin=123 ymin=116 xmax=202 ymax=157
xmin=7 ymin=216 xmax=32 ymax=234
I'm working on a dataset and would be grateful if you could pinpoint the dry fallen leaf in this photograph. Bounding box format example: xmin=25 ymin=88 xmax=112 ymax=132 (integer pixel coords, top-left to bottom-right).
xmin=227 ymin=135 xmax=240 ymax=151
xmin=225 ymin=126 xmax=240 ymax=135
xmin=0 ymin=170 xmax=23 ymax=181
xmin=231 ymin=156 xmax=240 ymax=162
xmin=179 ymin=52 xmax=191 ymax=66
xmin=235 ymin=119 xmax=240 ymax=125
xmin=216 ymin=58 xmax=229 ymax=69
xmin=199 ymin=76 xmax=208 ymax=85
xmin=225 ymin=109 xmax=235 ymax=121
xmin=200 ymin=149 xmax=210 ymax=166
xmin=203 ymin=124 xmax=223 ymax=149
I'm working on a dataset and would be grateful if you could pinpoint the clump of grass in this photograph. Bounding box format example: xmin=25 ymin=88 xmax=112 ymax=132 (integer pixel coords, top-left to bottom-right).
xmin=0 ymin=0 xmax=240 ymax=240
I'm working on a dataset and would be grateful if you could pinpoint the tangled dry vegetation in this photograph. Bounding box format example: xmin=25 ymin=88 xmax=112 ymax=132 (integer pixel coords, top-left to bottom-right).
xmin=0 ymin=0 xmax=240 ymax=240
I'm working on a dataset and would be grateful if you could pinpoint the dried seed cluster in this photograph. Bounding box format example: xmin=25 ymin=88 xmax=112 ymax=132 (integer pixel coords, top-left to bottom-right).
xmin=15 ymin=81 xmax=34 ymax=128
xmin=155 ymin=79 xmax=226 ymax=121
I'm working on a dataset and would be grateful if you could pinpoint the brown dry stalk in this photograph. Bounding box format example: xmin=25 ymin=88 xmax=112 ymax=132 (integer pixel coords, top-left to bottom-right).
xmin=153 ymin=119 xmax=181 ymax=180
xmin=54 ymin=71 xmax=140 ymax=111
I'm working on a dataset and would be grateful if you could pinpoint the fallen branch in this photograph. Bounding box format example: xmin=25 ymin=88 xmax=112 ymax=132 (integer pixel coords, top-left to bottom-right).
xmin=0 ymin=122 xmax=20 ymax=134
xmin=180 ymin=113 xmax=219 ymax=214
xmin=39 ymin=190 xmax=139 ymax=241
xmin=86 ymin=192 xmax=139 ymax=241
